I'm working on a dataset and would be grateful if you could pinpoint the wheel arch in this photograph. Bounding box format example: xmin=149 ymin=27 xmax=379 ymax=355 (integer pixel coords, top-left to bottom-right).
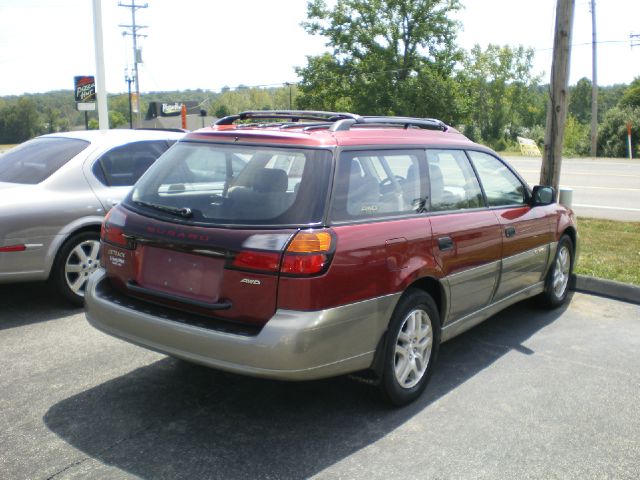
xmin=45 ymin=218 xmax=103 ymax=278
xmin=405 ymin=276 xmax=447 ymax=326
xmin=369 ymin=275 xmax=447 ymax=379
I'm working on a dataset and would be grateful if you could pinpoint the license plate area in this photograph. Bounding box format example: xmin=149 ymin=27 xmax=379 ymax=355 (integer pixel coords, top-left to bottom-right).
xmin=136 ymin=246 xmax=224 ymax=303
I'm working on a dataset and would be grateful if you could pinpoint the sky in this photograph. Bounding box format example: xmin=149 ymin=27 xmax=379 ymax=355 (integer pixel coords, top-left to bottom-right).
xmin=0 ymin=0 xmax=638 ymax=97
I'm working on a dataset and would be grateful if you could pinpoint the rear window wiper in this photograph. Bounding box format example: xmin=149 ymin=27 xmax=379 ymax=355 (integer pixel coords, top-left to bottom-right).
xmin=134 ymin=200 xmax=193 ymax=218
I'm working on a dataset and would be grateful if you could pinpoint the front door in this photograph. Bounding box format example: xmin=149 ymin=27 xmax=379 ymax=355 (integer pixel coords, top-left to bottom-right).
xmin=467 ymin=151 xmax=555 ymax=300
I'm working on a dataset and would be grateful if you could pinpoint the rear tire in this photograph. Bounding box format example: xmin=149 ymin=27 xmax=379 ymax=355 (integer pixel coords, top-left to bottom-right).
xmin=380 ymin=289 xmax=441 ymax=406
xmin=541 ymin=234 xmax=573 ymax=308
xmin=51 ymin=231 xmax=101 ymax=306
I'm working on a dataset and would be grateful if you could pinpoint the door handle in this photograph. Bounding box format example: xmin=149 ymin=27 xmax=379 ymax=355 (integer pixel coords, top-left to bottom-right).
xmin=505 ymin=226 xmax=516 ymax=238
xmin=438 ymin=236 xmax=454 ymax=251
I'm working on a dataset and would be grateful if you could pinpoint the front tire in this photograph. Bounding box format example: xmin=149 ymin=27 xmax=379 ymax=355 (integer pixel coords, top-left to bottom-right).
xmin=380 ymin=289 xmax=441 ymax=406
xmin=541 ymin=234 xmax=573 ymax=308
xmin=51 ymin=231 xmax=101 ymax=306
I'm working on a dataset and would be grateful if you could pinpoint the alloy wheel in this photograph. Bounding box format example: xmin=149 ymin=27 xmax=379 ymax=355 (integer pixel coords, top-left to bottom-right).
xmin=64 ymin=239 xmax=101 ymax=297
xmin=552 ymin=244 xmax=571 ymax=298
xmin=394 ymin=308 xmax=433 ymax=389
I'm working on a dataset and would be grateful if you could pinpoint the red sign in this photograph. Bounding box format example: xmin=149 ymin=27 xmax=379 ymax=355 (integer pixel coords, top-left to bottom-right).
xmin=74 ymin=76 xmax=96 ymax=103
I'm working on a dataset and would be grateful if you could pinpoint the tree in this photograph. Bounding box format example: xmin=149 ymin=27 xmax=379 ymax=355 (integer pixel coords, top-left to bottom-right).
xmin=598 ymin=106 xmax=640 ymax=158
xmin=297 ymin=0 xmax=463 ymax=118
xmin=459 ymin=44 xmax=540 ymax=147
xmin=619 ymin=77 xmax=640 ymax=108
xmin=568 ymin=77 xmax=592 ymax=124
xmin=209 ymin=86 xmax=298 ymax=117
xmin=0 ymin=97 xmax=43 ymax=143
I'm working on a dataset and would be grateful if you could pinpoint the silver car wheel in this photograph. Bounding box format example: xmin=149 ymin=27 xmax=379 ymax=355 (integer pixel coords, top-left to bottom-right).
xmin=64 ymin=239 xmax=101 ymax=296
xmin=552 ymin=244 xmax=571 ymax=298
xmin=394 ymin=308 xmax=433 ymax=389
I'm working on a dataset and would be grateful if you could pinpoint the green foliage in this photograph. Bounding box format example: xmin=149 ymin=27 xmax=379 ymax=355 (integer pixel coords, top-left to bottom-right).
xmin=599 ymin=84 xmax=627 ymax=116
xmin=568 ymin=77 xmax=592 ymax=124
xmin=492 ymin=138 xmax=509 ymax=152
xmin=562 ymin=115 xmax=590 ymax=156
xmin=0 ymin=97 xmax=43 ymax=143
xmin=619 ymin=77 xmax=640 ymax=108
xmin=109 ymin=111 xmax=128 ymax=129
xmin=459 ymin=44 xmax=540 ymax=143
xmin=597 ymin=106 xmax=640 ymax=157
xmin=297 ymin=0 xmax=463 ymax=118
xmin=209 ymin=85 xmax=298 ymax=117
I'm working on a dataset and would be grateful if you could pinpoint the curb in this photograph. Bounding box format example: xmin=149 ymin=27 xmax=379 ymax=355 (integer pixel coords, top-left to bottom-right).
xmin=573 ymin=275 xmax=640 ymax=306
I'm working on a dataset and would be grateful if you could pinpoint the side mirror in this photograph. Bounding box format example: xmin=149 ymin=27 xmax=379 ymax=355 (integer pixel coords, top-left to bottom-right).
xmin=531 ymin=185 xmax=555 ymax=206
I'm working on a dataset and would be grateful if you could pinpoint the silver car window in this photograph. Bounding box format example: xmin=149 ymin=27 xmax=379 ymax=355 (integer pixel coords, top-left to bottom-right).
xmin=92 ymin=140 xmax=174 ymax=187
xmin=0 ymin=137 xmax=89 ymax=184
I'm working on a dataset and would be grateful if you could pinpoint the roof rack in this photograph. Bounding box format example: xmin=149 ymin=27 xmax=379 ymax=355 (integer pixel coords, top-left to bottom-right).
xmin=330 ymin=116 xmax=448 ymax=132
xmin=214 ymin=110 xmax=361 ymax=125
xmin=213 ymin=110 xmax=448 ymax=133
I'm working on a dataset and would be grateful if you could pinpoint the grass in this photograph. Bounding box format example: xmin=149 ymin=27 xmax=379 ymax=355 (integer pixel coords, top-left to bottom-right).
xmin=575 ymin=217 xmax=640 ymax=286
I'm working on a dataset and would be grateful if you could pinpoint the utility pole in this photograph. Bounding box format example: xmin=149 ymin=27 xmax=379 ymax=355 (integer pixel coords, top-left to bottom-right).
xmin=119 ymin=1 xmax=148 ymax=127
xmin=541 ymin=0 xmax=575 ymax=196
xmin=590 ymin=0 xmax=598 ymax=158
xmin=92 ymin=0 xmax=109 ymax=131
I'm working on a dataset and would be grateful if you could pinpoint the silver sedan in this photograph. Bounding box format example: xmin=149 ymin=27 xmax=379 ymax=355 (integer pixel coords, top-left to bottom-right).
xmin=0 ymin=129 xmax=184 ymax=304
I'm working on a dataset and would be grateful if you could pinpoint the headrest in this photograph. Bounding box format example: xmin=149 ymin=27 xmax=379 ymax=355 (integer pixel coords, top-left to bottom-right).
xmin=254 ymin=168 xmax=288 ymax=193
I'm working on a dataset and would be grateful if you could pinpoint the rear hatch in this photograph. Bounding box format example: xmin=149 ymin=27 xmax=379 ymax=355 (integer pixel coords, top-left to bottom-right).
xmin=101 ymin=139 xmax=333 ymax=327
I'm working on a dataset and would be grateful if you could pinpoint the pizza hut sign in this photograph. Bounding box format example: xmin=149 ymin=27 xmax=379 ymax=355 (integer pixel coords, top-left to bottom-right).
xmin=74 ymin=76 xmax=96 ymax=103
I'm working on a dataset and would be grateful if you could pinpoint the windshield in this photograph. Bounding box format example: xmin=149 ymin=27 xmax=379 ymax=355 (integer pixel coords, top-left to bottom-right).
xmin=0 ymin=137 xmax=89 ymax=184
xmin=126 ymin=141 xmax=333 ymax=226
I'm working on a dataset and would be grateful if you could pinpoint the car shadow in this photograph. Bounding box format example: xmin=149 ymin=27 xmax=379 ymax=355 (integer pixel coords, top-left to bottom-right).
xmin=0 ymin=282 xmax=80 ymax=330
xmin=44 ymin=296 xmax=571 ymax=480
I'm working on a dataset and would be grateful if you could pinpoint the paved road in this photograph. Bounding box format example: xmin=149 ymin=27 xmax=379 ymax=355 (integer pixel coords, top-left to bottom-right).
xmin=1 ymin=283 xmax=639 ymax=479
xmin=506 ymin=156 xmax=640 ymax=222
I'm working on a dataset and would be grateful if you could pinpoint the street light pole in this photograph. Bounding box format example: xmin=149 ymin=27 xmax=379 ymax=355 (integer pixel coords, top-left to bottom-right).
xmin=125 ymin=70 xmax=134 ymax=129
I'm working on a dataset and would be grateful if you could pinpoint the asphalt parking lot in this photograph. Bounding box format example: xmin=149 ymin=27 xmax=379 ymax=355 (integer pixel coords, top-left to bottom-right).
xmin=1 ymin=283 xmax=639 ymax=480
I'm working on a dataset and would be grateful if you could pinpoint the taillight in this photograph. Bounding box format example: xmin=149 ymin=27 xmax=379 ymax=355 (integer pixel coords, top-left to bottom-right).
xmin=232 ymin=251 xmax=280 ymax=272
xmin=230 ymin=230 xmax=335 ymax=276
xmin=101 ymin=208 xmax=128 ymax=247
xmin=282 ymin=230 xmax=334 ymax=276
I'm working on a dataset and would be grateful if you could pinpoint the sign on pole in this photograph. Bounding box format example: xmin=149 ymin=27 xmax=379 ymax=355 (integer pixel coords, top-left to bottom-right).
xmin=74 ymin=75 xmax=96 ymax=111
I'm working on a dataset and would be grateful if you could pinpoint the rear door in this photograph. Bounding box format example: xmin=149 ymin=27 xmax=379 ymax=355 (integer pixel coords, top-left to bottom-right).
xmin=106 ymin=207 xmax=296 ymax=326
xmin=107 ymin=141 xmax=334 ymax=326
xmin=467 ymin=151 xmax=555 ymax=299
xmin=426 ymin=149 xmax=503 ymax=323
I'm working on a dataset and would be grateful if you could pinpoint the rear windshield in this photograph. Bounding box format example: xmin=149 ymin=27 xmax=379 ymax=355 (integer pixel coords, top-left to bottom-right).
xmin=0 ymin=137 xmax=89 ymax=184
xmin=126 ymin=141 xmax=333 ymax=226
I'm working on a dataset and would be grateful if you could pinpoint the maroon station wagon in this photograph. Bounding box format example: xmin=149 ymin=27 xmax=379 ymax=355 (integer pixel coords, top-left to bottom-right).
xmin=85 ymin=111 xmax=577 ymax=405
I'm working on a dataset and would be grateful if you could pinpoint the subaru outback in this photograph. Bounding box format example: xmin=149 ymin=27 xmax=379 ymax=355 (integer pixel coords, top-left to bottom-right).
xmin=85 ymin=111 xmax=577 ymax=406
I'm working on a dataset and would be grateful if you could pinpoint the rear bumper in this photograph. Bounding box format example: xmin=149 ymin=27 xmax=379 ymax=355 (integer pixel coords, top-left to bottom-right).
xmin=85 ymin=269 xmax=399 ymax=381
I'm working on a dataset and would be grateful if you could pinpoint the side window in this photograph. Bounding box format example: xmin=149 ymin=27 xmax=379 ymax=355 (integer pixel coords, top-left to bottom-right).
xmin=92 ymin=140 xmax=171 ymax=187
xmin=427 ymin=150 xmax=483 ymax=211
xmin=331 ymin=150 xmax=423 ymax=220
xmin=468 ymin=151 xmax=527 ymax=206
